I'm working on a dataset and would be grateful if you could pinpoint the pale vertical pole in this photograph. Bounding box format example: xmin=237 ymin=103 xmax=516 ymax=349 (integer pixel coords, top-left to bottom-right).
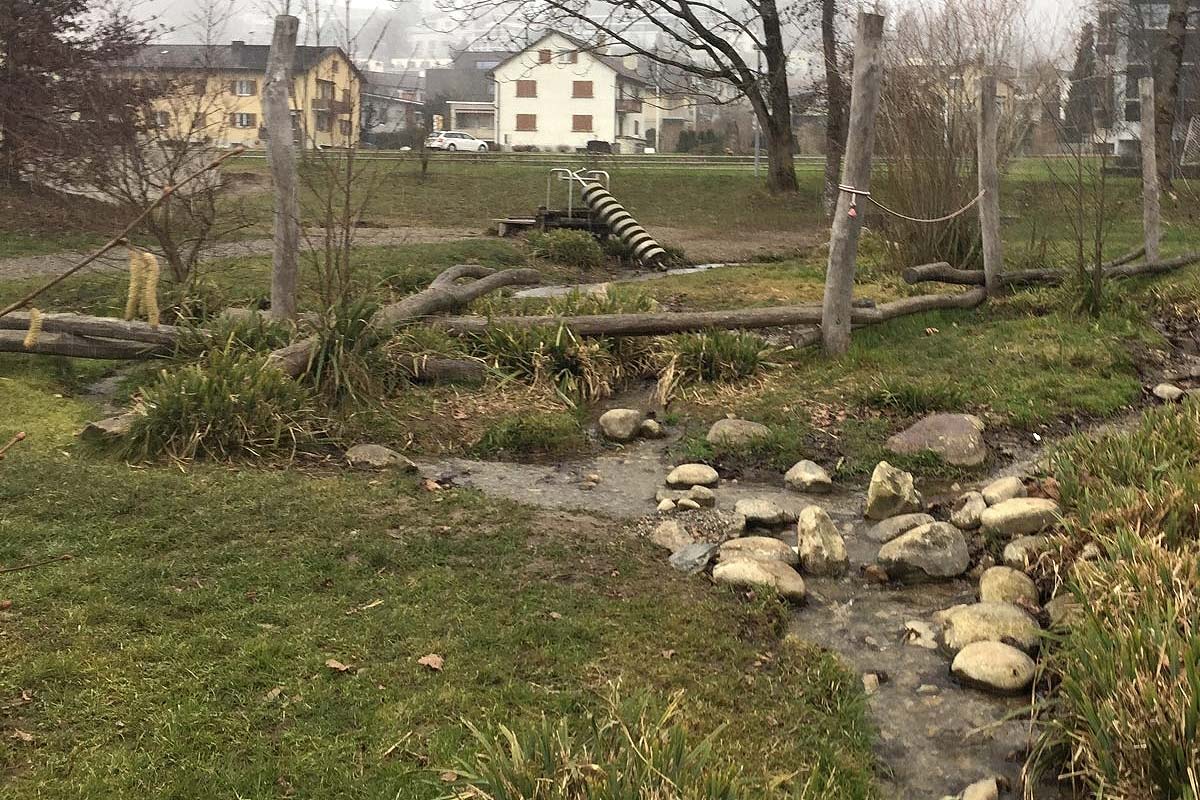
xmin=820 ymin=11 xmax=885 ymax=357
xmin=753 ymin=49 xmax=762 ymax=176
xmin=264 ymin=15 xmax=301 ymax=320
xmin=977 ymin=75 xmax=1004 ymax=295
xmin=1139 ymin=76 xmax=1162 ymax=263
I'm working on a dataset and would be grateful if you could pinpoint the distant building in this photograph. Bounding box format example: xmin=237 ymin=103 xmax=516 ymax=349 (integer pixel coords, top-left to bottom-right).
xmin=361 ymin=71 xmax=425 ymax=138
xmin=492 ymin=31 xmax=648 ymax=152
xmin=1094 ymin=0 xmax=1199 ymax=157
xmin=120 ymin=40 xmax=361 ymax=149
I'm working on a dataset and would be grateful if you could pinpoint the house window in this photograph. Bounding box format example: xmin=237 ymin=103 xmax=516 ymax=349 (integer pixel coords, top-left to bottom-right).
xmin=231 ymin=112 xmax=256 ymax=128
xmin=538 ymin=49 xmax=552 ymax=63
xmin=516 ymin=80 xmax=537 ymax=98
xmin=154 ymin=110 xmax=171 ymax=128
xmin=572 ymin=114 xmax=593 ymax=132
xmin=516 ymin=113 xmax=537 ymax=131
xmin=332 ymin=60 xmax=340 ymax=73
xmin=317 ymin=80 xmax=334 ymax=100
xmin=572 ymin=81 xmax=593 ymax=98
xmin=315 ymin=111 xmax=332 ymax=132
xmin=634 ymin=120 xmax=639 ymax=135
xmin=560 ymin=50 xmax=578 ymax=64
xmin=339 ymin=119 xmax=352 ymax=136
xmin=233 ymin=79 xmax=257 ymax=96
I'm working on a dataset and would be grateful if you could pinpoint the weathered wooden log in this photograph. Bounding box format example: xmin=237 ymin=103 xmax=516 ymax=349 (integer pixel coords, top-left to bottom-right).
xmin=0 ymin=312 xmax=182 ymax=346
xmin=266 ymin=265 xmax=542 ymax=377
xmin=403 ymin=356 xmax=487 ymax=384
xmin=434 ymin=289 xmax=987 ymax=338
xmin=0 ymin=331 xmax=168 ymax=359
xmin=904 ymin=250 xmax=1197 ymax=288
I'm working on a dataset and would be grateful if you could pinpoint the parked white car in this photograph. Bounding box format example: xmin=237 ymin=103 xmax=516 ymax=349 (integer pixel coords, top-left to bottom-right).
xmin=425 ymin=131 xmax=489 ymax=152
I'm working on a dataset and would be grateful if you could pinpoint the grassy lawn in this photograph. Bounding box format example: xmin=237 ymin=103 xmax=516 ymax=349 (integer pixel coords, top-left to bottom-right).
xmin=0 ymin=358 xmax=876 ymax=798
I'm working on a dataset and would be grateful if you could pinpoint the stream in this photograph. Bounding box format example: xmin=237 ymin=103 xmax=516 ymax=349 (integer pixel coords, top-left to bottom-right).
xmin=512 ymin=262 xmax=733 ymax=299
xmin=419 ymin=438 xmax=1062 ymax=799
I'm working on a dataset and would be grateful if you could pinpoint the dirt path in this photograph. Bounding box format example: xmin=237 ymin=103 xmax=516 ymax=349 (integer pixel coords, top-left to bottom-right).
xmin=418 ymin=439 xmax=1061 ymax=798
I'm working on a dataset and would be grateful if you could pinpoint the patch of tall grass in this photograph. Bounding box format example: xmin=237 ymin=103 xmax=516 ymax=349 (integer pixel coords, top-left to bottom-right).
xmin=1028 ymin=399 xmax=1200 ymax=798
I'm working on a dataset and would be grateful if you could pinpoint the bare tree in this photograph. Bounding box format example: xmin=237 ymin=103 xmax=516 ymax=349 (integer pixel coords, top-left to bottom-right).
xmin=821 ymin=0 xmax=850 ymax=215
xmin=1154 ymin=0 xmax=1194 ymax=188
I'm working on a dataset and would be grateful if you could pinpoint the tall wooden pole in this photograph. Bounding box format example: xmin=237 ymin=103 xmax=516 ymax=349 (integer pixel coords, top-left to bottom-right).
xmin=264 ymin=15 xmax=301 ymax=321
xmin=821 ymin=11 xmax=885 ymax=357
xmin=1139 ymin=76 xmax=1162 ymax=264
xmin=977 ymin=76 xmax=1004 ymax=295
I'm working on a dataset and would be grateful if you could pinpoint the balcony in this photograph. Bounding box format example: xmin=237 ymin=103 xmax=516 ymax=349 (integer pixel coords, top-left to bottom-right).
xmin=615 ymin=98 xmax=643 ymax=114
xmin=312 ymin=97 xmax=353 ymax=114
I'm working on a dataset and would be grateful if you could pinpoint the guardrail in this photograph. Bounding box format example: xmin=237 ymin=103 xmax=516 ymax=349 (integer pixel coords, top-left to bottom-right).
xmin=233 ymin=149 xmax=830 ymax=170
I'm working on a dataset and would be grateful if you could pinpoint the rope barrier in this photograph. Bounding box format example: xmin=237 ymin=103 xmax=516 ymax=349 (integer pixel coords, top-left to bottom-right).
xmin=839 ymin=184 xmax=986 ymax=224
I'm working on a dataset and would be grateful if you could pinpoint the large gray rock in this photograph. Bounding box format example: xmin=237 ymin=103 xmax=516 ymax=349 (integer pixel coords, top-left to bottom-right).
xmin=734 ymin=498 xmax=789 ymax=528
xmin=713 ymin=558 xmax=806 ymax=602
xmin=666 ymin=464 xmax=719 ymax=488
xmin=669 ymin=543 xmax=719 ymax=575
xmin=979 ymin=566 xmax=1039 ymax=607
xmin=885 ymin=413 xmax=988 ymax=467
xmin=598 ymin=408 xmax=643 ymax=442
xmin=638 ymin=418 xmax=666 ymax=439
xmin=941 ymin=602 xmax=1041 ymax=653
xmin=1003 ymin=535 xmax=1053 ymax=569
xmin=650 ymin=520 xmax=694 ymax=552
xmin=796 ymin=506 xmax=849 ymax=577
xmin=706 ymin=418 xmax=771 ymax=447
xmin=980 ymin=498 xmax=1060 ymax=537
xmin=345 ymin=444 xmax=417 ymax=471
xmin=784 ymin=460 xmax=833 ymax=494
xmin=951 ymin=641 xmax=1036 ymax=695
xmin=80 ymin=412 xmax=139 ymax=442
xmin=867 ymin=513 xmax=935 ymax=544
xmin=1154 ymin=382 xmax=1185 ymax=402
xmin=865 ymin=461 xmax=923 ymax=520
xmin=951 ymin=491 xmax=987 ymax=530
xmin=719 ymin=536 xmax=798 ymax=565
xmin=981 ymin=476 xmax=1026 ymax=506
xmin=877 ymin=522 xmax=970 ymax=582
xmin=961 ymin=778 xmax=1000 ymax=800
xmin=687 ymin=485 xmax=716 ymax=508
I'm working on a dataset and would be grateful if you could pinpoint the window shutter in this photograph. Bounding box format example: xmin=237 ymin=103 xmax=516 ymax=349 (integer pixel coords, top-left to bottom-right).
xmin=230 ymin=113 xmax=238 ymax=127
xmin=248 ymin=113 xmax=257 ymax=127
xmin=248 ymin=80 xmax=257 ymax=96
xmin=229 ymin=81 xmax=237 ymax=95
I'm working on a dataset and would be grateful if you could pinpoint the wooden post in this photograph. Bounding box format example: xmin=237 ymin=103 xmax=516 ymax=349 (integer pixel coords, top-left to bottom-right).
xmin=1139 ymin=76 xmax=1162 ymax=263
xmin=821 ymin=11 xmax=885 ymax=357
xmin=264 ymin=15 xmax=300 ymax=321
xmin=977 ymin=76 xmax=1004 ymax=295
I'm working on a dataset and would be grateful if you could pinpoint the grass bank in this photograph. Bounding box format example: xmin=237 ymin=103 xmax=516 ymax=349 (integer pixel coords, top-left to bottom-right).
xmin=0 ymin=358 xmax=877 ymax=799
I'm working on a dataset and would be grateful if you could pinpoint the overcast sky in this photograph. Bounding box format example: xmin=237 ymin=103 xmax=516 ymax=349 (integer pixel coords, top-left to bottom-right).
xmin=134 ymin=0 xmax=1086 ymax=58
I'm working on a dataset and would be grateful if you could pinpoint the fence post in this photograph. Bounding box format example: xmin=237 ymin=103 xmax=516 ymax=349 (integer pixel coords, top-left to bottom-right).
xmin=1139 ymin=76 xmax=1162 ymax=263
xmin=821 ymin=11 xmax=885 ymax=357
xmin=977 ymin=76 xmax=1004 ymax=295
xmin=264 ymin=15 xmax=301 ymax=321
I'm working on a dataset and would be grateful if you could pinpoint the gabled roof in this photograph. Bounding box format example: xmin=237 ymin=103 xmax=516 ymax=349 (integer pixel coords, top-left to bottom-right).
xmin=124 ymin=41 xmax=362 ymax=79
xmin=490 ymin=30 xmax=647 ymax=85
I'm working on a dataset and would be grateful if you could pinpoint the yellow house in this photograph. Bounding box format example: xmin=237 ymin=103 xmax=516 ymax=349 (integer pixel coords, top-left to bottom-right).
xmin=122 ymin=40 xmax=361 ymax=149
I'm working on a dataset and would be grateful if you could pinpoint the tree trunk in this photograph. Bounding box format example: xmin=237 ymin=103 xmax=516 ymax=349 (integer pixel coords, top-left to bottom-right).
xmin=1154 ymin=0 xmax=1191 ymax=188
xmin=821 ymin=11 xmax=886 ymax=356
xmin=821 ymin=0 xmax=848 ymax=216
xmin=264 ymin=15 xmax=301 ymax=320
xmin=759 ymin=0 xmax=799 ymax=194
xmin=978 ymin=76 xmax=1005 ymax=295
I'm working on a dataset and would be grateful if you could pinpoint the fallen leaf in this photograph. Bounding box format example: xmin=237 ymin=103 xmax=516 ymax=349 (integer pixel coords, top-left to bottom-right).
xmin=10 ymin=729 xmax=33 ymax=743
xmin=325 ymin=658 xmax=353 ymax=673
xmin=417 ymin=653 xmax=444 ymax=671
xmin=421 ymin=478 xmax=443 ymax=492
xmin=264 ymin=686 xmax=283 ymax=702
xmin=549 ymin=612 xmax=562 ymax=620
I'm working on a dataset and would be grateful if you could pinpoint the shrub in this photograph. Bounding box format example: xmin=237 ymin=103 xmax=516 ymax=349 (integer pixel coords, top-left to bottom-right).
xmin=175 ymin=312 xmax=293 ymax=360
xmin=124 ymin=350 xmax=320 ymax=461
xmin=301 ymin=299 xmax=392 ymax=405
xmin=472 ymin=411 xmax=587 ymax=458
xmin=451 ymin=687 xmax=742 ymax=800
xmin=655 ymin=331 xmax=774 ymax=403
xmin=527 ymin=229 xmax=605 ymax=269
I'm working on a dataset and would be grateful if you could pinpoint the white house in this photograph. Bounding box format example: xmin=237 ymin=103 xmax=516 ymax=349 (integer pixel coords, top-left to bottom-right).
xmin=492 ymin=31 xmax=647 ymax=153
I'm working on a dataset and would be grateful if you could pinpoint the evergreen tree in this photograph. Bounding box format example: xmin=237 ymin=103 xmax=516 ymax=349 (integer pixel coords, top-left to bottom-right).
xmin=1065 ymin=22 xmax=1098 ymax=143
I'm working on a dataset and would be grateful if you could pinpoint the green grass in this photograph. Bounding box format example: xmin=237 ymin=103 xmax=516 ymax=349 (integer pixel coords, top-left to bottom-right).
xmin=472 ymin=411 xmax=590 ymax=459
xmin=0 ymin=358 xmax=877 ymax=799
